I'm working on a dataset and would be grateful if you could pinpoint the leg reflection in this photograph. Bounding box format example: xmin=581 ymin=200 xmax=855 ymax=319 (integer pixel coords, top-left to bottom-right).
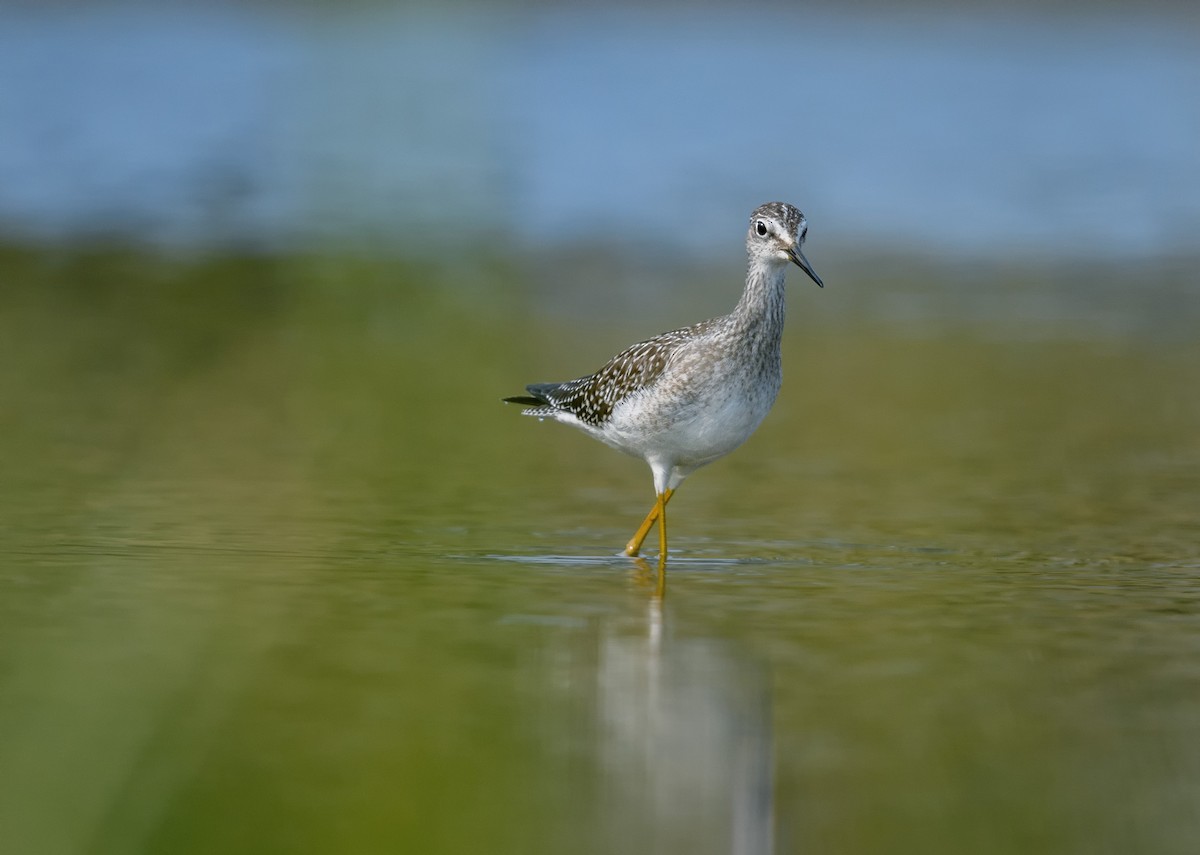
xmin=627 ymin=554 xmax=667 ymax=600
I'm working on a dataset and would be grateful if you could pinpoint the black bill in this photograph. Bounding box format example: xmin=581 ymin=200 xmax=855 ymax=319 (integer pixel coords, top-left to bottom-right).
xmin=787 ymin=245 xmax=824 ymax=288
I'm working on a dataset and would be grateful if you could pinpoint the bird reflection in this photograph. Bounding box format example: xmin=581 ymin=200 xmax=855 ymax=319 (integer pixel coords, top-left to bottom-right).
xmin=592 ymin=569 xmax=774 ymax=854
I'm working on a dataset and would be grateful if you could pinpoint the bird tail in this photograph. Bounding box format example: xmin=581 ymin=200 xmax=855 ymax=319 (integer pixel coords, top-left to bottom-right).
xmin=503 ymin=385 xmax=566 ymax=420
xmin=502 ymin=383 xmax=563 ymax=407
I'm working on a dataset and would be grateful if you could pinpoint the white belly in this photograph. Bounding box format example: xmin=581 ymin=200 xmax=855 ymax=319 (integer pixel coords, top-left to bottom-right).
xmin=594 ymin=366 xmax=781 ymax=470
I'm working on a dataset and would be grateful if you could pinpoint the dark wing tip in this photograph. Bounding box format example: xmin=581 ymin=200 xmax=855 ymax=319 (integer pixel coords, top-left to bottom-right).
xmin=502 ymin=395 xmax=546 ymax=405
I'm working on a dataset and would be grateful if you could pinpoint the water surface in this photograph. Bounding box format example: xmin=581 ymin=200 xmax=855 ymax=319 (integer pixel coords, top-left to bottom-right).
xmin=1 ymin=249 xmax=1197 ymax=853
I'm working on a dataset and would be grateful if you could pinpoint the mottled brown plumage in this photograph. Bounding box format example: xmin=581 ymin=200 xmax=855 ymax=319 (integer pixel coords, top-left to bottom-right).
xmin=505 ymin=320 xmax=717 ymax=426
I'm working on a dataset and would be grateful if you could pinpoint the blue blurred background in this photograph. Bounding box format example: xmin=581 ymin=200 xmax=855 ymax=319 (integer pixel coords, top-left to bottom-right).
xmin=2 ymin=0 xmax=1197 ymax=262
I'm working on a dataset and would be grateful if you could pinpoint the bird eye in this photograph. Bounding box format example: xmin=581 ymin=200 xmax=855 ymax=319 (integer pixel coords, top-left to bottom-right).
xmin=755 ymin=221 xmax=768 ymax=237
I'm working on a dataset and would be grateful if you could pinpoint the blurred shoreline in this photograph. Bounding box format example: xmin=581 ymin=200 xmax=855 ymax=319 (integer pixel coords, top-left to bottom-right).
xmin=3 ymin=238 xmax=1195 ymax=344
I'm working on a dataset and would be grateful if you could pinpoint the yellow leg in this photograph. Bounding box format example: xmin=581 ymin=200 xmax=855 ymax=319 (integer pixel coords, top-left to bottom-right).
xmin=624 ymin=488 xmax=674 ymax=557
xmin=657 ymin=490 xmax=668 ymax=560
xmin=624 ymin=504 xmax=659 ymax=557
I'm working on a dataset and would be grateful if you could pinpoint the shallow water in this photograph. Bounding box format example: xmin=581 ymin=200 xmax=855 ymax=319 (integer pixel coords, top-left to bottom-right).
xmin=1 ymin=249 xmax=1198 ymax=853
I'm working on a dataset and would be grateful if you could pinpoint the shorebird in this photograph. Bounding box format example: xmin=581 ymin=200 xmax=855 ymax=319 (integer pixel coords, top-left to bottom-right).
xmin=504 ymin=202 xmax=822 ymax=561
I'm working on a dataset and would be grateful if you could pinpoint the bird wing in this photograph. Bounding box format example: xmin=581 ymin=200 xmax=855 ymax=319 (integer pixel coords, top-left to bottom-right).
xmin=510 ymin=320 xmax=715 ymax=426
